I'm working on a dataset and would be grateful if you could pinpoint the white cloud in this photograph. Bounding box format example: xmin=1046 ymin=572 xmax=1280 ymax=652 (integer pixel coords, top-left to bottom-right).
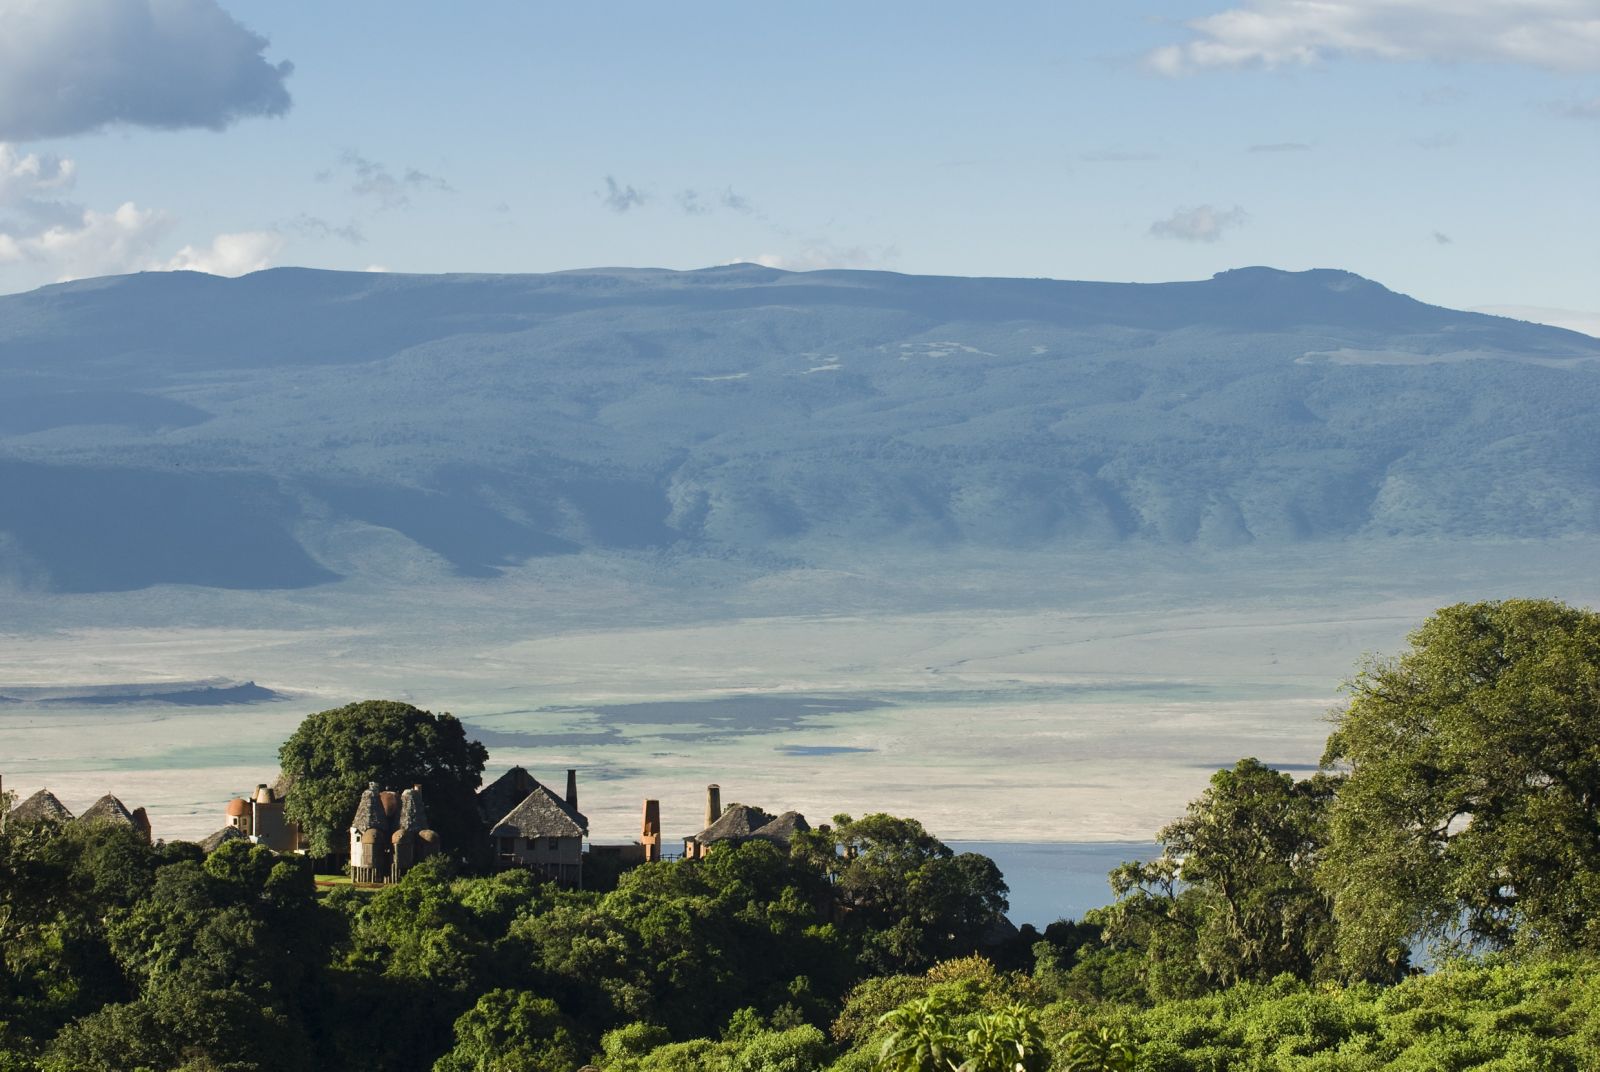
xmin=746 ymin=243 xmax=897 ymax=271
xmin=20 ymin=201 xmax=174 ymax=279
xmin=0 ymin=142 xmax=80 ymax=228
xmin=1472 ymin=304 xmax=1600 ymax=338
xmin=0 ymin=146 xmax=283 ymax=282
xmin=163 ymin=230 xmax=282 ymax=276
xmin=0 ymin=0 xmax=292 ymax=140
xmin=0 ymin=144 xmax=74 ymax=198
xmin=1149 ymin=204 xmax=1248 ymax=243
xmin=1149 ymin=1 xmax=1600 ymax=75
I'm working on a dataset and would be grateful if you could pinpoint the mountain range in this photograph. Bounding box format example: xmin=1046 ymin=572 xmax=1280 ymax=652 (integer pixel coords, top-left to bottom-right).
xmin=1 ymin=263 xmax=1597 ymax=594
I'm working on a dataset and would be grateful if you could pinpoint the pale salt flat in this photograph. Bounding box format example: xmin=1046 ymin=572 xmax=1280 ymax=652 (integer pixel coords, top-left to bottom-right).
xmin=3 ymin=542 xmax=1596 ymax=847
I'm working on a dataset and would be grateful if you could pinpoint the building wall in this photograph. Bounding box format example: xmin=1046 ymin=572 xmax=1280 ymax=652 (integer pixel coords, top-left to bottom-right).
xmin=498 ymin=834 xmax=583 ymax=887
xmin=251 ymin=801 xmax=302 ymax=854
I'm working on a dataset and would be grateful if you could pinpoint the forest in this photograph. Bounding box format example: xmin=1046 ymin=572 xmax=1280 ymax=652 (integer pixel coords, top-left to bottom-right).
xmin=2 ymin=599 xmax=1599 ymax=1072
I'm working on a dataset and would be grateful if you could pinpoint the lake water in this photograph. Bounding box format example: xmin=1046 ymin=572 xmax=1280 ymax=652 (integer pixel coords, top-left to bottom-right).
xmin=951 ymin=840 xmax=1161 ymax=927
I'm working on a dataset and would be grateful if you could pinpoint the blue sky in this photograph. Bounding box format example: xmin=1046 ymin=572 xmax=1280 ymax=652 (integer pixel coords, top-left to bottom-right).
xmin=0 ymin=1 xmax=1596 ymax=327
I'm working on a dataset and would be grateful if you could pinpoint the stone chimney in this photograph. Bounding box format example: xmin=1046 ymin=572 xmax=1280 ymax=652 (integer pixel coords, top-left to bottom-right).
xmin=705 ymin=783 xmax=722 ymax=827
xmin=566 ymin=769 xmax=578 ymax=812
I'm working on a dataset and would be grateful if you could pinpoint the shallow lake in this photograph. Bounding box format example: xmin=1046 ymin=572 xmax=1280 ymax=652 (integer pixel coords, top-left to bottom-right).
xmin=952 ymin=840 xmax=1161 ymax=927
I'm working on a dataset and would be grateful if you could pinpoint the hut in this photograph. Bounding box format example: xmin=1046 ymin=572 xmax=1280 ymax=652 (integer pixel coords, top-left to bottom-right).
xmin=683 ymin=786 xmax=809 ymax=859
xmin=348 ymin=782 xmax=438 ymax=884
xmin=6 ymin=788 xmax=75 ymax=828
xmin=482 ymin=768 xmax=587 ymax=887
xmin=76 ymin=794 xmax=153 ymax=844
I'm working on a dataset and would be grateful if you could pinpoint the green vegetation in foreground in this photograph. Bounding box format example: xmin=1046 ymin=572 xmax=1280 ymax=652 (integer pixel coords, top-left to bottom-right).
xmin=2 ymin=599 xmax=1599 ymax=1072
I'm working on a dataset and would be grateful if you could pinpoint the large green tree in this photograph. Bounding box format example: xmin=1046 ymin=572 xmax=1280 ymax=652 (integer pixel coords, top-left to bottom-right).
xmin=796 ymin=814 xmax=1008 ymax=974
xmin=278 ymin=699 xmax=489 ymax=860
xmin=1093 ymin=759 xmax=1346 ymax=1000
xmin=1320 ymin=599 xmax=1600 ymax=969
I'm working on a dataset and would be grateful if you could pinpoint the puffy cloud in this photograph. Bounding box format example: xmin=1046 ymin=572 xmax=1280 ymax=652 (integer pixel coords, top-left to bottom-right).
xmin=2 ymin=202 xmax=282 ymax=281
xmin=0 ymin=145 xmax=282 ymax=283
xmin=0 ymin=142 xmax=80 ymax=228
xmin=1148 ymin=1 xmax=1600 ymax=75
xmin=600 ymin=175 xmax=646 ymax=213
xmin=0 ymin=0 xmax=292 ymax=140
xmin=11 ymin=201 xmax=174 ymax=279
xmin=1149 ymin=204 xmax=1248 ymax=243
xmin=163 ymin=230 xmax=282 ymax=276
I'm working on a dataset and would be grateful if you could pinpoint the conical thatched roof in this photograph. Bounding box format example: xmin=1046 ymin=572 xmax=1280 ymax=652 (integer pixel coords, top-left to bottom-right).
xmin=198 ymin=826 xmax=246 ymax=853
xmin=693 ymin=803 xmax=775 ymax=845
xmin=349 ymin=783 xmax=388 ymax=834
xmin=397 ymin=786 xmax=430 ymax=832
xmin=750 ymin=810 xmax=810 ymax=845
xmin=491 ymin=784 xmax=586 ymax=839
xmin=8 ymin=789 xmax=74 ymax=826
xmin=77 ymin=794 xmax=137 ymax=829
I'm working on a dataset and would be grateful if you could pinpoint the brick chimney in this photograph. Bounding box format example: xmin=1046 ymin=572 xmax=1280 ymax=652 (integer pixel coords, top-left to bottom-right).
xmin=705 ymin=783 xmax=722 ymax=827
xmin=641 ymin=799 xmax=662 ymax=862
xmin=565 ymin=769 xmax=578 ymax=812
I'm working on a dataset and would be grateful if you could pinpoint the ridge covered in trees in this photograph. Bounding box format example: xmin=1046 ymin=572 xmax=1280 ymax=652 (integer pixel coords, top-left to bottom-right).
xmin=2 ymin=599 xmax=1599 ymax=1071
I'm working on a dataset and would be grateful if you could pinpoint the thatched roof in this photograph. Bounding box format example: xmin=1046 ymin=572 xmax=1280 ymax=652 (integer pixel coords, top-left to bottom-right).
xmin=78 ymin=794 xmax=137 ymax=829
xmin=199 ymin=826 xmax=246 ymax=853
xmin=350 ymin=783 xmax=388 ymax=834
xmin=478 ymin=766 xmax=538 ymax=823
xmin=492 ymin=784 xmax=586 ymax=839
xmin=750 ymin=810 xmax=810 ymax=845
xmin=397 ymin=786 xmax=430 ymax=832
xmin=693 ymin=803 xmax=775 ymax=845
xmin=9 ymin=789 xmax=74 ymax=826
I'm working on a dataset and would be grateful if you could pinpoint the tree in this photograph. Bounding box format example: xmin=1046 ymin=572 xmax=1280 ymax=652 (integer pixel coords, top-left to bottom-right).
xmin=1093 ymin=759 xmax=1349 ymax=999
xmin=433 ymin=989 xmax=580 ymax=1072
xmin=278 ymin=699 xmax=489 ymax=860
xmin=1320 ymin=599 xmax=1600 ymax=969
xmin=798 ymin=814 xmax=1009 ymax=974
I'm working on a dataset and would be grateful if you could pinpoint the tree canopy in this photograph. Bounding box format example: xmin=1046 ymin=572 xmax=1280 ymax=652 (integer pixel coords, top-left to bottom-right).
xmin=1094 ymin=758 xmax=1348 ymax=1000
xmin=278 ymin=699 xmax=489 ymax=860
xmin=1320 ymin=599 xmax=1600 ymax=969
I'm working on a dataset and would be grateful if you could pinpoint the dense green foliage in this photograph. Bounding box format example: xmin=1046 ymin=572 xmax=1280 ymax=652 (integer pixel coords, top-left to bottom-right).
xmin=278 ymin=699 xmax=489 ymax=860
xmin=1092 ymin=759 xmax=1351 ymax=1001
xmin=1321 ymin=599 xmax=1600 ymax=969
xmin=5 ymin=599 xmax=1600 ymax=1070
